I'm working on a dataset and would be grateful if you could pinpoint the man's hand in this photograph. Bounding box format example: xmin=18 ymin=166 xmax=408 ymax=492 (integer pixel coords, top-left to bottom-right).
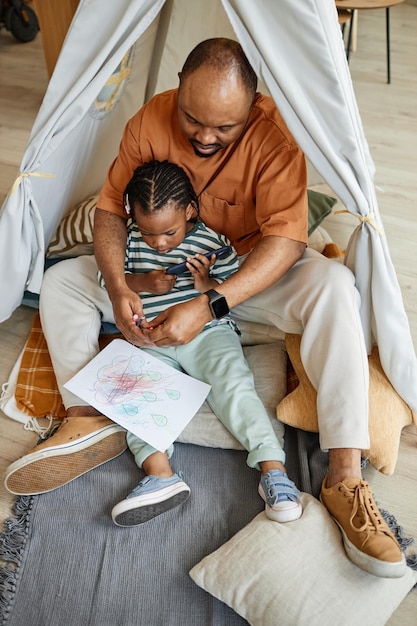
xmin=144 ymin=296 xmax=212 ymax=346
xmin=111 ymin=286 xmax=156 ymax=347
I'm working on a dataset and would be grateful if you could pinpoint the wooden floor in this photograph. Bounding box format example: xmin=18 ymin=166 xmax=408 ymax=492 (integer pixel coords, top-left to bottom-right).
xmin=0 ymin=5 xmax=416 ymax=624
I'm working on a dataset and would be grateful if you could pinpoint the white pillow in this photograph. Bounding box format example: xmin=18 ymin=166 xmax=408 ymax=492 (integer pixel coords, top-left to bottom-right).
xmin=190 ymin=493 xmax=417 ymax=626
xmin=177 ymin=340 xmax=287 ymax=450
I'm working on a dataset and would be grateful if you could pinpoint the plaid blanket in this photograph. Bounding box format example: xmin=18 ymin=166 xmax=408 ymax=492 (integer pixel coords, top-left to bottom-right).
xmin=14 ymin=313 xmax=122 ymax=420
xmin=15 ymin=313 xmax=66 ymax=419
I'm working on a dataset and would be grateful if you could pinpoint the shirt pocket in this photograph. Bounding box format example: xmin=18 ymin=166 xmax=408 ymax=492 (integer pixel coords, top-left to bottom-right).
xmin=199 ymin=191 xmax=247 ymax=244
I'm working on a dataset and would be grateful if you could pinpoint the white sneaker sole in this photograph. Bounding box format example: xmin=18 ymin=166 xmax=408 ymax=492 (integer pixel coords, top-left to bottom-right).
xmin=258 ymin=484 xmax=303 ymax=523
xmin=264 ymin=501 xmax=303 ymax=523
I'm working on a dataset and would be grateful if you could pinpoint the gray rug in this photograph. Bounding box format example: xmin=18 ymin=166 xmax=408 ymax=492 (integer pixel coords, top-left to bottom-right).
xmin=0 ymin=444 xmax=267 ymax=626
xmin=0 ymin=434 xmax=415 ymax=626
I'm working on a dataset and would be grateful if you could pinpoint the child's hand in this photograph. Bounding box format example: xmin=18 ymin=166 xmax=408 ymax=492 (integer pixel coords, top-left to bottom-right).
xmin=186 ymin=253 xmax=218 ymax=293
xmin=138 ymin=269 xmax=177 ymax=294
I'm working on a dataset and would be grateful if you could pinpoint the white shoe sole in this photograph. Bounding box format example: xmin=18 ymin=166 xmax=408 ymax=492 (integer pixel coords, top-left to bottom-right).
xmin=264 ymin=501 xmax=303 ymax=523
xmin=258 ymin=484 xmax=303 ymax=523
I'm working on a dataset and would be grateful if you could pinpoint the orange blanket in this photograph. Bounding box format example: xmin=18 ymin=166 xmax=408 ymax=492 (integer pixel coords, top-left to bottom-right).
xmin=15 ymin=313 xmax=66 ymax=419
xmin=14 ymin=313 xmax=121 ymax=419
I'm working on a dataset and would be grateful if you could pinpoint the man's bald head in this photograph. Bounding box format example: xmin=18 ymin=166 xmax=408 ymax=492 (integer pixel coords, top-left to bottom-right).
xmin=180 ymin=38 xmax=257 ymax=100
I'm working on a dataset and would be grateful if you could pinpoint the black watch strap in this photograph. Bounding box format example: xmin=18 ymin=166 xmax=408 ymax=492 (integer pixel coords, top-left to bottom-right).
xmin=204 ymin=289 xmax=229 ymax=320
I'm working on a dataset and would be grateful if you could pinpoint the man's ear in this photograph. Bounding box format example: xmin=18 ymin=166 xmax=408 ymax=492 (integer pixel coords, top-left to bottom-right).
xmin=178 ymin=71 xmax=182 ymax=84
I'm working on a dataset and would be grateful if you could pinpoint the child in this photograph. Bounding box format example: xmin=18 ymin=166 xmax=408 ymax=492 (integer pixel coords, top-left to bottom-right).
xmin=103 ymin=160 xmax=302 ymax=527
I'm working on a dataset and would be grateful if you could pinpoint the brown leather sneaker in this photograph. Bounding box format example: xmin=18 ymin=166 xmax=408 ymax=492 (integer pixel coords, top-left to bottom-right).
xmin=4 ymin=415 xmax=127 ymax=495
xmin=320 ymin=476 xmax=406 ymax=578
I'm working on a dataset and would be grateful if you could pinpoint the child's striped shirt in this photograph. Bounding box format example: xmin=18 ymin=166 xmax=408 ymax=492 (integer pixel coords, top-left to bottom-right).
xmin=99 ymin=220 xmax=239 ymax=322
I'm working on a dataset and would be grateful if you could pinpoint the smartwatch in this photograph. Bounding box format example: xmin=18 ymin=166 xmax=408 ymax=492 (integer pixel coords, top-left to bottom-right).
xmin=204 ymin=289 xmax=229 ymax=320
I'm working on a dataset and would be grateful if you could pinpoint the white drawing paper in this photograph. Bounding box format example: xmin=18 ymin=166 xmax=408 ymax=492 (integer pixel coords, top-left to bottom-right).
xmin=64 ymin=339 xmax=211 ymax=452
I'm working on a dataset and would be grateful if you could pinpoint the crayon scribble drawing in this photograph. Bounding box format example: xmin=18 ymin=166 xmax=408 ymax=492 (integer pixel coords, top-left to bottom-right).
xmin=64 ymin=339 xmax=211 ymax=451
xmin=93 ymin=353 xmax=181 ymax=428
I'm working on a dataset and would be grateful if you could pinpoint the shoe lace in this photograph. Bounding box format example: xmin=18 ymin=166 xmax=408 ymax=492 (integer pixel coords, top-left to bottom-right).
xmin=348 ymin=481 xmax=384 ymax=535
xmin=24 ymin=415 xmax=62 ymax=444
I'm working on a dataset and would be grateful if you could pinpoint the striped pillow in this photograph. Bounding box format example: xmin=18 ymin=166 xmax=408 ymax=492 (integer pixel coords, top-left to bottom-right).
xmin=46 ymin=195 xmax=97 ymax=258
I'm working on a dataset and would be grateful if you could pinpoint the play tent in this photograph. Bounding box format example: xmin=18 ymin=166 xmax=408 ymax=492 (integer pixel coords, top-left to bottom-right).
xmin=0 ymin=0 xmax=416 ymax=410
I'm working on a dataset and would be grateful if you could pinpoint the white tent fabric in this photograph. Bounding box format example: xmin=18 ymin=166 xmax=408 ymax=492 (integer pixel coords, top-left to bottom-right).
xmin=0 ymin=0 xmax=416 ymax=410
xmin=0 ymin=0 xmax=167 ymax=315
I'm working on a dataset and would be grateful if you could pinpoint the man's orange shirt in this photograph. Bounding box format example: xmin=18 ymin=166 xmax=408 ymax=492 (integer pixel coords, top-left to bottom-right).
xmin=98 ymin=89 xmax=308 ymax=256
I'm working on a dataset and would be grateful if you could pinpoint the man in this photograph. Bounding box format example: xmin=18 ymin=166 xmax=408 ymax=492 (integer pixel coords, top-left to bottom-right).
xmin=4 ymin=38 xmax=405 ymax=578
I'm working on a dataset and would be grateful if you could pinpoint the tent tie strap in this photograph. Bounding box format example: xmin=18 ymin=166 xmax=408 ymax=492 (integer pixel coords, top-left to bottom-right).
xmin=10 ymin=171 xmax=56 ymax=196
xmin=334 ymin=209 xmax=384 ymax=236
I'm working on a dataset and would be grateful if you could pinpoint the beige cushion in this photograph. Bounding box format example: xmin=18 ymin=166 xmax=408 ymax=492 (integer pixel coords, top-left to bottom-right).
xmin=190 ymin=493 xmax=417 ymax=626
xmin=277 ymin=334 xmax=416 ymax=475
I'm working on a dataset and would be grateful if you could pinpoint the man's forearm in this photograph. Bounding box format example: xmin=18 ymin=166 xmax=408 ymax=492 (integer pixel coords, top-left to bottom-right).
xmin=93 ymin=208 xmax=129 ymax=299
xmin=213 ymin=235 xmax=305 ymax=309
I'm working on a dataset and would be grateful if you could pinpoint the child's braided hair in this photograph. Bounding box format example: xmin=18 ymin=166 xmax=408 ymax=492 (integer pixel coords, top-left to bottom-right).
xmin=124 ymin=160 xmax=199 ymax=218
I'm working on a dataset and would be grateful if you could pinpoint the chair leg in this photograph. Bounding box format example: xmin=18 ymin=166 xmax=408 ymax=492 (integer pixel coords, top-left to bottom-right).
xmin=346 ymin=11 xmax=355 ymax=62
xmin=386 ymin=7 xmax=391 ymax=84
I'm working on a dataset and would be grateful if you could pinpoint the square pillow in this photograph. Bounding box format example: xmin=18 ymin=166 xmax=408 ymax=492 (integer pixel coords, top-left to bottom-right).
xmin=46 ymin=195 xmax=98 ymax=258
xmin=307 ymin=189 xmax=337 ymax=235
xmin=190 ymin=493 xmax=417 ymax=626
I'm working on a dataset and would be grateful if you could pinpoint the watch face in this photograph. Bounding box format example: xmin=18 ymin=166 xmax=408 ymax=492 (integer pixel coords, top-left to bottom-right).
xmin=211 ymin=295 xmax=229 ymax=319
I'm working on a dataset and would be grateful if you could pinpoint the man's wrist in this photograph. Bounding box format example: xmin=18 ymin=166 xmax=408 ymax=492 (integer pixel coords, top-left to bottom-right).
xmin=203 ymin=289 xmax=229 ymax=320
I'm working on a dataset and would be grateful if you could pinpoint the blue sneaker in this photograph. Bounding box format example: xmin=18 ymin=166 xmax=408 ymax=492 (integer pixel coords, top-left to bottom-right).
xmin=258 ymin=470 xmax=302 ymax=523
xmin=112 ymin=472 xmax=190 ymax=527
